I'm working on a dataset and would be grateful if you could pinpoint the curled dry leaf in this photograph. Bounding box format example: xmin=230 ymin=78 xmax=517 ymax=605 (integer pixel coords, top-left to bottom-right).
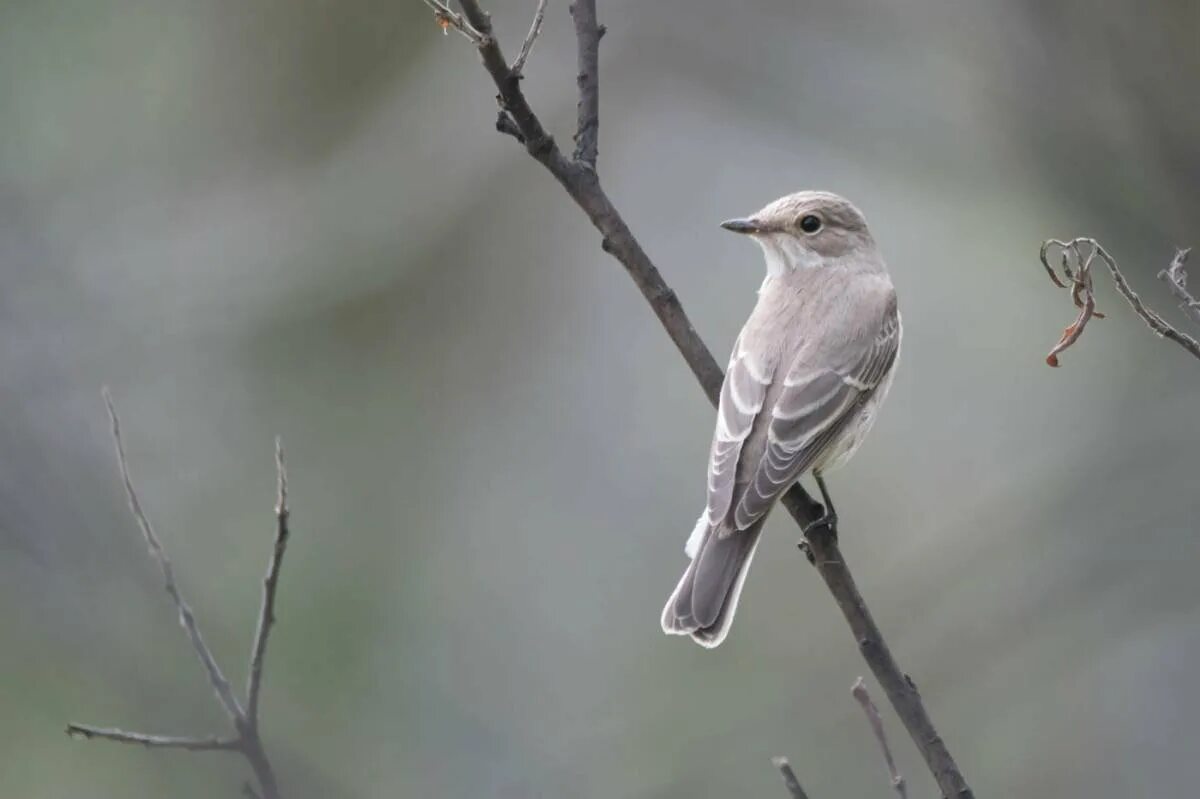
xmin=1040 ymin=239 xmax=1105 ymax=367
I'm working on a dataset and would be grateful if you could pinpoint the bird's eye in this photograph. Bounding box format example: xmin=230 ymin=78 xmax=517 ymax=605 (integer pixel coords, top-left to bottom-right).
xmin=799 ymin=215 xmax=822 ymax=234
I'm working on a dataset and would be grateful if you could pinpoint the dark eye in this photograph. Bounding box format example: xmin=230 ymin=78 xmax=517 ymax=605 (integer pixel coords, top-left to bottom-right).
xmin=799 ymin=214 xmax=822 ymax=233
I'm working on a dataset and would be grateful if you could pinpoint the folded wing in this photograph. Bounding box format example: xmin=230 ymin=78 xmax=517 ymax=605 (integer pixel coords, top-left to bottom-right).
xmin=732 ymin=297 xmax=900 ymax=530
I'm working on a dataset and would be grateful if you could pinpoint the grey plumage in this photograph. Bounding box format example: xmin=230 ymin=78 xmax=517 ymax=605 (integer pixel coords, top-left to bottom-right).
xmin=662 ymin=191 xmax=901 ymax=648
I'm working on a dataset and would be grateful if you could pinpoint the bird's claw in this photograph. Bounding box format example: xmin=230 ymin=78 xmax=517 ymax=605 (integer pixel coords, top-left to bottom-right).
xmin=801 ymin=505 xmax=838 ymax=541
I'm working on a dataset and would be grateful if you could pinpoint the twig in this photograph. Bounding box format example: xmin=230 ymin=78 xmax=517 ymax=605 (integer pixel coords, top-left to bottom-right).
xmin=510 ymin=0 xmax=548 ymax=76
xmin=65 ymin=725 xmax=238 ymax=752
xmin=246 ymin=438 xmax=291 ymax=727
xmin=771 ymin=756 xmax=812 ymax=799
xmin=1040 ymin=238 xmax=1200 ymax=365
xmin=852 ymin=677 xmax=908 ymax=799
xmin=424 ymin=4 xmax=975 ymax=797
xmin=1158 ymin=248 xmax=1200 ymax=326
xmin=69 ymin=393 xmax=290 ymax=799
xmin=570 ymin=0 xmax=603 ymax=167
xmin=100 ymin=388 xmax=244 ymax=722
xmin=421 ymin=0 xmax=485 ymax=43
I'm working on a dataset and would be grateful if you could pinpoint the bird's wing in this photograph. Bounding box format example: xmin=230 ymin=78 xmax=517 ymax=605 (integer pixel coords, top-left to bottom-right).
xmin=732 ymin=293 xmax=900 ymax=531
xmin=702 ymin=333 xmax=772 ymax=533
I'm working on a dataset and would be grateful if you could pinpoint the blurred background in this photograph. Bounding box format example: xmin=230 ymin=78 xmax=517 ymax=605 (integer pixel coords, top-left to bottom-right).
xmin=2 ymin=0 xmax=1198 ymax=796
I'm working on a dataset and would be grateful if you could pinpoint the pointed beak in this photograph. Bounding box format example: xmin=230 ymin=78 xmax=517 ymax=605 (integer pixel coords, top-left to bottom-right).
xmin=720 ymin=217 xmax=761 ymax=235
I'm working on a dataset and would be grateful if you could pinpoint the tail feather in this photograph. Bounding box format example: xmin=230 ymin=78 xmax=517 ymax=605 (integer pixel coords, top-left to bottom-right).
xmin=661 ymin=520 xmax=765 ymax=648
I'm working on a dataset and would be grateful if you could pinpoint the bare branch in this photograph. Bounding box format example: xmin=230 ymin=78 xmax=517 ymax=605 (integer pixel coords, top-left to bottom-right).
xmin=73 ymin=395 xmax=288 ymax=799
xmin=423 ymin=4 xmax=975 ymax=797
xmin=101 ymin=388 xmax=245 ymax=723
xmin=570 ymin=0 xmax=603 ymax=167
xmin=1040 ymin=238 xmax=1200 ymax=366
xmin=1158 ymin=248 xmax=1200 ymax=326
xmin=771 ymin=756 xmax=812 ymax=799
xmin=510 ymin=0 xmax=548 ymax=76
xmin=246 ymin=438 xmax=291 ymax=727
xmin=65 ymin=724 xmax=238 ymax=752
xmin=421 ymin=0 xmax=485 ymax=43
xmin=852 ymin=677 xmax=907 ymax=799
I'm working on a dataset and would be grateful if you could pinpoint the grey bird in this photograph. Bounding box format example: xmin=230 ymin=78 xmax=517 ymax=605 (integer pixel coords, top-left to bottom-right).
xmin=661 ymin=190 xmax=901 ymax=648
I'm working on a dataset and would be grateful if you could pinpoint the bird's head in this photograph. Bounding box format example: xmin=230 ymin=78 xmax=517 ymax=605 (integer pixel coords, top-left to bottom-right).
xmin=721 ymin=191 xmax=875 ymax=273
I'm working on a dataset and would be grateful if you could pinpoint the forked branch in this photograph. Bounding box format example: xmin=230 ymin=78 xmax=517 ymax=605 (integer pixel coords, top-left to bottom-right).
xmin=67 ymin=393 xmax=291 ymax=799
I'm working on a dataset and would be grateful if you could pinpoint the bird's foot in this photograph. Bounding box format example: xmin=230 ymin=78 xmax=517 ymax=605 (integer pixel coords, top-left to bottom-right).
xmin=801 ymin=505 xmax=838 ymax=541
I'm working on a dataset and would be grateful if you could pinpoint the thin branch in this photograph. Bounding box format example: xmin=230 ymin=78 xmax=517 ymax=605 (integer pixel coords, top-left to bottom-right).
xmin=771 ymin=756 xmax=812 ymax=799
xmin=65 ymin=725 xmax=238 ymax=752
xmin=424 ymin=4 xmax=974 ymax=798
xmin=1158 ymin=248 xmax=1200 ymax=326
xmin=852 ymin=677 xmax=908 ymax=799
xmin=246 ymin=438 xmax=291 ymax=727
xmin=101 ymin=387 xmax=244 ymax=723
xmin=510 ymin=0 xmax=548 ymax=76
xmin=570 ymin=0 xmax=602 ymax=167
xmin=1040 ymin=238 xmax=1200 ymax=365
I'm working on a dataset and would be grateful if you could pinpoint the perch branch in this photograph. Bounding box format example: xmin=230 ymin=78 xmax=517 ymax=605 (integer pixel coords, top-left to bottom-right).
xmin=771 ymin=756 xmax=812 ymax=799
xmin=424 ymin=2 xmax=974 ymax=796
xmin=68 ymin=393 xmax=289 ymax=799
xmin=853 ymin=677 xmax=908 ymax=799
xmin=1039 ymin=238 xmax=1200 ymax=365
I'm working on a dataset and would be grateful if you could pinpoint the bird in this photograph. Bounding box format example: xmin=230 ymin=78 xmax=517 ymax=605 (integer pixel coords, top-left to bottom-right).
xmin=661 ymin=190 xmax=901 ymax=648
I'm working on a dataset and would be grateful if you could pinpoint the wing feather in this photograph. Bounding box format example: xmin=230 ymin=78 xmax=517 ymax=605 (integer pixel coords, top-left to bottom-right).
xmin=703 ymin=338 xmax=771 ymax=528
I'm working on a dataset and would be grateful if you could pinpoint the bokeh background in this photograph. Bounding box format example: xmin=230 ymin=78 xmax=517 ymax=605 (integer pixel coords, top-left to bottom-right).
xmin=2 ymin=0 xmax=1198 ymax=796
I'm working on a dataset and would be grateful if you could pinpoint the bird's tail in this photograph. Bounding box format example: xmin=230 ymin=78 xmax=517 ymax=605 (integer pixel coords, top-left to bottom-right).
xmin=660 ymin=517 xmax=766 ymax=648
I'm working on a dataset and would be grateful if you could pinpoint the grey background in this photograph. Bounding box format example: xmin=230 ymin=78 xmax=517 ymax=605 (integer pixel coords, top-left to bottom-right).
xmin=1 ymin=0 xmax=1197 ymax=796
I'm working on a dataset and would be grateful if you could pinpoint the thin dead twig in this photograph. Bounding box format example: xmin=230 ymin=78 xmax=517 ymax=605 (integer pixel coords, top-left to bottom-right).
xmin=1158 ymin=248 xmax=1200 ymax=326
xmin=510 ymin=0 xmax=548 ymax=76
xmin=65 ymin=725 xmax=238 ymax=752
xmin=771 ymin=756 xmax=812 ymax=799
xmin=852 ymin=677 xmax=908 ymax=799
xmin=246 ymin=437 xmax=291 ymax=727
xmin=99 ymin=388 xmax=243 ymax=722
xmin=1040 ymin=238 xmax=1200 ymax=366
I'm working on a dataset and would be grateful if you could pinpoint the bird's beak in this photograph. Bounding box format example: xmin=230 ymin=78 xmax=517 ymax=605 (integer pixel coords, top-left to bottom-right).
xmin=720 ymin=217 xmax=762 ymax=235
